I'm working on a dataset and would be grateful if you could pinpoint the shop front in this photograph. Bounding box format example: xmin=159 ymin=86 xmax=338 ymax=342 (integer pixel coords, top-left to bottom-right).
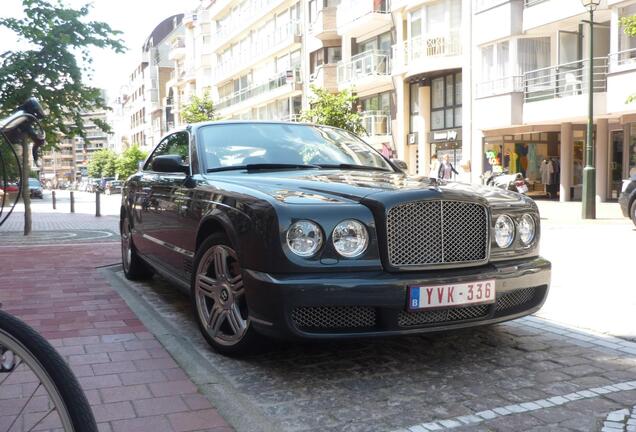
xmin=430 ymin=128 xmax=462 ymax=178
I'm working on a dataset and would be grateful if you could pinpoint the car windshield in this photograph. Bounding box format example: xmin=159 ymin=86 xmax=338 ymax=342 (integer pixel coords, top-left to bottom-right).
xmin=28 ymin=179 xmax=40 ymax=187
xmin=198 ymin=123 xmax=393 ymax=172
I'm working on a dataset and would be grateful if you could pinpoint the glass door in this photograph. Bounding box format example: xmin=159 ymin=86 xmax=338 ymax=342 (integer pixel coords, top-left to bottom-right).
xmin=610 ymin=130 xmax=624 ymax=200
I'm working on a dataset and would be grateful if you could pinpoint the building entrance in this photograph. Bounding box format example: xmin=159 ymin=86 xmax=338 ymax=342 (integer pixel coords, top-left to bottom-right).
xmin=610 ymin=130 xmax=624 ymax=200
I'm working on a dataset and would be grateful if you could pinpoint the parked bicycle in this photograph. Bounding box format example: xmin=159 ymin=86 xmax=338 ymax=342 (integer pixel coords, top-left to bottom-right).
xmin=0 ymin=98 xmax=98 ymax=432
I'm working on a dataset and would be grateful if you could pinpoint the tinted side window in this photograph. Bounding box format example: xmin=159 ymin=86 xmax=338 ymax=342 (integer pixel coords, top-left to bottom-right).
xmin=144 ymin=132 xmax=190 ymax=171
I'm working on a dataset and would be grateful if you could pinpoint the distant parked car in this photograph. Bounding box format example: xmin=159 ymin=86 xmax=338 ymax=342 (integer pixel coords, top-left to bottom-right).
xmin=105 ymin=180 xmax=123 ymax=195
xmin=28 ymin=178 xmax=43 ymax=199
xmin=1 ymin=182 xmax=19 ymax=194
xmin=618 ymin=174 xmax=636 ymax=226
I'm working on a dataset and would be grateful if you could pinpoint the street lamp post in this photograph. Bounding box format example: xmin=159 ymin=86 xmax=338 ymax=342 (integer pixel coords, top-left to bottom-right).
xmin=581 ymin=0 xmax=601 ymax=219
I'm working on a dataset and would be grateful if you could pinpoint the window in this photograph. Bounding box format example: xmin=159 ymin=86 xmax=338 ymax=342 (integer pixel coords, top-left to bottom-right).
xmin=360 ymin=91 xmax=391 ymax=112
xmin=355 ymin=31 xmax=392 ymax=55
xmin=517 ymin=37 xmax=550 ymax=73
xmin=310 ymin=46 xmax=341 ymax=73
xmin=430 ymin=72 xmax=462 ymax=130
xmin=620 ymin=5 xmax=636 ymax=52
xmin=480 ymin=41 xmax=509 ymax=82
xmin=144 ymin=132 xmax=189 ymax=171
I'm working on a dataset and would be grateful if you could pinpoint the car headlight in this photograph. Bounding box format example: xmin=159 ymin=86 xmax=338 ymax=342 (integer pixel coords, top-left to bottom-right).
xmin=494 ymin=215 xmax=515 ymax=248
xmin=286 ymin=220 xmax=323 ymax=257
xmin=518 ymin=214 xmax=536 ymax=245
xmin=332 ymin=220 xmax=368 ymax=258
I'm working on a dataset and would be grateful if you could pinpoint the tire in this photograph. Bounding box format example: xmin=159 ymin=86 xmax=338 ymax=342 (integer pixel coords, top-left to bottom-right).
xmin=120 ymin=213 xmax=154 ymax=280
xmin=191 ymin=233 xmax=265 ymax=356
xmin=630 ymin=199 xmax=636 ymax=227
xmin=0 ymin=310 xmax=98 ymax=432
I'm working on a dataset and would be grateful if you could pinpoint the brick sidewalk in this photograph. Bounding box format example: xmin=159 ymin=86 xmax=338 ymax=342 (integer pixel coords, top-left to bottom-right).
xmin=0 ymin=243 xmax=232 ymax=432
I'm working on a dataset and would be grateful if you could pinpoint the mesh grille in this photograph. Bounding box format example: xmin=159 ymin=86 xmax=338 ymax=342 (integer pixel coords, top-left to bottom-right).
xmin=398 ymin=304 xmax=490 ymax=327
xmin=496 ymin=287 xmax=537 ymax=312
xmin=387 ymin=200 xmax=488 ymax=267
xmin=291 ymin=306 xmax=376 ymax=330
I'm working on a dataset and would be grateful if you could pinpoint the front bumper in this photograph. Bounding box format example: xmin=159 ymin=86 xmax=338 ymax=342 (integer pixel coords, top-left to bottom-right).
xmin=244 ymin=256 xmax=551 ymax=340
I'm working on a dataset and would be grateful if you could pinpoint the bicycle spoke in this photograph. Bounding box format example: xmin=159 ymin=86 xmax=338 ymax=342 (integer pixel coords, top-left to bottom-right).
xmin=0 ymin=356 xmax=24 ymax=386
xmin=25 ymin=405 xmax=55 ymax=432
xmin=6 ymin=381 xmax=41 ymax=432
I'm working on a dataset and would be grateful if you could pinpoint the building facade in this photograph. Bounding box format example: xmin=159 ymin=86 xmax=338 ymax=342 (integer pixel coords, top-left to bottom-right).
xmin=120 ymin=0 xmax=636 ymax=204
xmin=40 ymin=110 xmax=110 ymax=183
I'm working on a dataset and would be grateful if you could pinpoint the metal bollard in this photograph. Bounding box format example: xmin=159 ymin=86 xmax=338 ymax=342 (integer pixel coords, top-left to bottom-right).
xmin=95 ymin=190 xmax=101 ymax=217
xmin=70 ymin=191 xmax=75 ymax=213
xmin=52 ymin=190 xmax=56 ymax=210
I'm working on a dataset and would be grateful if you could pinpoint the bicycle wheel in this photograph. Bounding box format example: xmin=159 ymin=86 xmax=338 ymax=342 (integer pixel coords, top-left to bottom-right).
xmin=0 ymin=309 xmax=97 ymax=432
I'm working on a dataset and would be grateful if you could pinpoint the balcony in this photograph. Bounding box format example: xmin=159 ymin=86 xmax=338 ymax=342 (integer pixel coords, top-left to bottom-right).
xmin=337 ymin=50 xmax=392 ymax=93
xmin=215 ymin=68 xmax=302 ymax=113
xmin=474 ymin=76 xmax=524 ymax=129
xmin=362 ymin=111 xmax=391 ymax=136
xmin=522 ymin=0 xmax=591 ymax=32
xmin=607 ymin=48 xmax=636 ymax=115
xmin=473 ymin=0 xmax=523 ymax=45
xmin=281 ymin=114 xmax=303 ymax=122
xmin=214 ymin=21 xmax=301 ymax=83
xmin=336 ymin=0 xmax=391 ymax=39
xmin=309 ymin=7 xmax=337 ymax=40
xmin=169 ymin=38 xmax=186 ymax=61
xmin=309 ymin=64 xmax=338 ymax=92
xmin=213 ymin=0 xmax=286 ymax=50
xmin=393 ymin=32 xmax=461 ymax=77
xmin=523 ymin=58 xmax=608 ymax=123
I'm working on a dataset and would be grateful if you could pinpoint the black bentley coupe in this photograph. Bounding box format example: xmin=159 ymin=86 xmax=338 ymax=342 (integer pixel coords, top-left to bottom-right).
xmin=120 ymin=121 xmax=551 ymax=355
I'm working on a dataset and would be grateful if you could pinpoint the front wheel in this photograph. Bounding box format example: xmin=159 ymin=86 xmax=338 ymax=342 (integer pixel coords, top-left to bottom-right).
xmin=0 ymin=310 xmax=98 ymax=432
xmin=191 ymin=234 xmax=265 ymax=356
xmin=630 ymin=199 xmax=636 ymax=227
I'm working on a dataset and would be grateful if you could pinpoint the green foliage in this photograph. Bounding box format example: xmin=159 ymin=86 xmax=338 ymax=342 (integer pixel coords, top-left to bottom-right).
xmin=0 ymin=141 xmax=20 ymax=181
xmin=0 ymin=0 xmax=125 ymax=148
xmin=180 ymin=91 xmax=216 ymax=124
xmin=116 ymin=145 xmax=147 ymax=179
xmin=87 ymin=149 xmax=117 ymax=178
xmin=301 ymin=86 xmax=366 ymax=135
xmin=621 ymin=15 xmax=636 ymax=103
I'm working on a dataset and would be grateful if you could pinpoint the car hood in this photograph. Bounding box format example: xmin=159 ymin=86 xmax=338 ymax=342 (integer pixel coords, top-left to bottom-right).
xmin=205 ymin=169 xmax=531 ymax=207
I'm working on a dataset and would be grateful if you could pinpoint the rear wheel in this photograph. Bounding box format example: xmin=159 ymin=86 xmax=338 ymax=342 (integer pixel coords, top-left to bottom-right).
xmin=191 ymin=233 xmax=264 ymax=356
xmin=120 ymin=214 xmax=154 ymax=280
xmin=630 ymin=199 xmax=636 ymax=227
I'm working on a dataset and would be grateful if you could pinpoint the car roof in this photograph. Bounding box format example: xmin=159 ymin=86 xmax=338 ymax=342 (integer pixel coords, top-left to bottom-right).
xmin=166 ymin=120 xmax=340 ymax=136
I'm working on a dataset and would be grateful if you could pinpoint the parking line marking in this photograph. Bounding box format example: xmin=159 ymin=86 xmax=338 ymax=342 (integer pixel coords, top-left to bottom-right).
xmin=395 ymin=380 xmax=636 ymax=431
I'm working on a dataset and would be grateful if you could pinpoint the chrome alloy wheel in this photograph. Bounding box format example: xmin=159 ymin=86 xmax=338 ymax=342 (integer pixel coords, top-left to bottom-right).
xmin=121 ymin=219 xmax=132 ymax=273
xmin=195 ymin=245 xmax=249 ymax=346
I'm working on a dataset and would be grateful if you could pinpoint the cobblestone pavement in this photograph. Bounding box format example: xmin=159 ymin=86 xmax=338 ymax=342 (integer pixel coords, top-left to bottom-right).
xmin=0 ymin=243 xmax=232 ymax=432
xmin=111 ymin=268 xmax=636 ymax=432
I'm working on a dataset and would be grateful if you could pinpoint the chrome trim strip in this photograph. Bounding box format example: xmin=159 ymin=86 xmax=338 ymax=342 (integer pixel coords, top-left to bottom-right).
xmin=142 ymin=234 xmax=195 ymax=258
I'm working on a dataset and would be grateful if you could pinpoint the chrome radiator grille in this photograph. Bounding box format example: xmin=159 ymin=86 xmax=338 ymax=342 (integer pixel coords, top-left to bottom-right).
xmin=386 ymin=200 xmax=489 ymax=267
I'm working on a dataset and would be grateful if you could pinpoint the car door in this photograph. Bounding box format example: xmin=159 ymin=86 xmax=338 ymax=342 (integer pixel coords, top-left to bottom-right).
xmin=138 ymin=131 xmax=194 ymax=279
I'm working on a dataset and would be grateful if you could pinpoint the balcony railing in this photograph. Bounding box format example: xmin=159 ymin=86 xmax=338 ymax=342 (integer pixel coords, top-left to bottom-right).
xmin=216 ymin=68 xmax=301 ymax=110
xmin=362 ymin=111 xmax=391 ymax=136
xmin=523 ymin=57 xmax=608 ymax=103
xmin=214 ymin=21 xmax=301 ymax=79
xmin=281 ymin=114 xmax=303 ymax=122
xmin=337 ymin=0 xmax=391 ymax=28
xmin=215 ymin=0 xmax=285 ymax=47
xmin=475 ymin=76 xmax=524 ymax=98
xmin=337 ymin=50 xmax=391 ymax=84
xmin=608 ymin=48 xmax=636 ymax=72
xmin=395 ymin=32 xmax=461 ymax=67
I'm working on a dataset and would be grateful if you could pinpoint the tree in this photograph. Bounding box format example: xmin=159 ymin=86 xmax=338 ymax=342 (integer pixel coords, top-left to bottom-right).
xmin=620 ymin=15 xmax=636 ymax=103
xmin=116 ymin=145 xmax=147 ymax=180
xmin=87 ymin=149 xmax=117 ymax=178
xmin=0 ymin=0 xmax=124 ymax=235
xmin=180 ymin=91 xmax=216 ymax=124
xmin=301 ymin=86 xmax=366 ymax=135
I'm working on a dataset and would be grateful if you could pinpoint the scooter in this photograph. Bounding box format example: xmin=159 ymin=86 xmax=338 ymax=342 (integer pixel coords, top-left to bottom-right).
xmin=483 ymin=170 xmax=529 ymax=194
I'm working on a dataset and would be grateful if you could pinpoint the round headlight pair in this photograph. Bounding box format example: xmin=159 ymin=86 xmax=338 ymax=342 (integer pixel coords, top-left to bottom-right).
xmin=494 ymin=214 xmax=535 ymax=248
xmin=286 ymin=220 xmax=368 ymax=258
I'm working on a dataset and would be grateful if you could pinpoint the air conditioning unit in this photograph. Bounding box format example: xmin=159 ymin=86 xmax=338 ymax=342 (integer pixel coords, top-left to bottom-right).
xmin=407 ymin=132 xmax=418 ymax=145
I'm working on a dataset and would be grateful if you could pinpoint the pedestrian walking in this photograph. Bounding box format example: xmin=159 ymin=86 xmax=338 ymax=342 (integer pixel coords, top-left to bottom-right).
xmin=438 ymin=154 xmax=458 ymax=180
xmin=429 ymin=154 xmax=440 ymax=179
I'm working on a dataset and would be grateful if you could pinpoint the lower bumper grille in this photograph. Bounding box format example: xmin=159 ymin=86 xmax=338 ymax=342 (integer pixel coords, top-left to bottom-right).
xmin=291 ymin=306 xmax=376 ymax=330
xmin=398 ymin=304 xmax=490 ymax=327
xmin=495 ymin=287 xmax=537 ymax=312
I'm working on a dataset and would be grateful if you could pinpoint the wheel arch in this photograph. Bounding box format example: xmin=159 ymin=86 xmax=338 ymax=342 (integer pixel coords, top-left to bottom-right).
xmin=196 ymin=215 xmax=239 ymax=253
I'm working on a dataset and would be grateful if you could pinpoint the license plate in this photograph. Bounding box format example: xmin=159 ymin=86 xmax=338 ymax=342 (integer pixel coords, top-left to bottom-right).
xmin=517 ymin=184 xmax=528 ymax=193
xmin=408 ymin=280 xmax=496 ymax=310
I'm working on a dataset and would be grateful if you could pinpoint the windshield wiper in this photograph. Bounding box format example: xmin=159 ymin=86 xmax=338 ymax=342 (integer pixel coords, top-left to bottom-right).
xmin=207 ymin=163 xmax=320 ymax=173
xmin=316 ymin=163 xmax=393 ymax=172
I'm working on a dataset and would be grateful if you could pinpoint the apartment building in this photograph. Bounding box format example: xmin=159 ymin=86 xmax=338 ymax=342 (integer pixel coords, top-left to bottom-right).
xmin=473 ymin=0 xmax=636 ymax=202
xmin=121 ymin=14 xmax=183 ymax=151
xmin=40 ymin=110 xmax=109 ymax=182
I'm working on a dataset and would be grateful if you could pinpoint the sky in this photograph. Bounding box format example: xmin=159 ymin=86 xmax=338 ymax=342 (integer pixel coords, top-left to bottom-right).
xmin=0 ymin=0 xmax=199 ymax=100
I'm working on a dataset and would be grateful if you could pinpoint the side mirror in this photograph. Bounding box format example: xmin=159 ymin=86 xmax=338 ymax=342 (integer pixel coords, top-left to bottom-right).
xmin=152 ymin=155 xmax=188 ymax=173
xmin=391 ymin=159 xmax=408 ymax=171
